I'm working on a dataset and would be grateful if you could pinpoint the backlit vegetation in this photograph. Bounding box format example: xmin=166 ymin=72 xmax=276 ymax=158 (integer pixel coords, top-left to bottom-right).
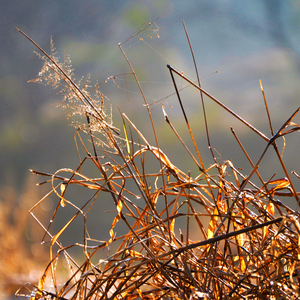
xmin=16 ymin=22 xmax=300 ymax=299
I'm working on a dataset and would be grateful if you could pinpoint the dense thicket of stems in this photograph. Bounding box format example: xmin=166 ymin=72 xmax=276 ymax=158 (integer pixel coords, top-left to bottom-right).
xmin=16 ymin=24 xmax=300 ymax=299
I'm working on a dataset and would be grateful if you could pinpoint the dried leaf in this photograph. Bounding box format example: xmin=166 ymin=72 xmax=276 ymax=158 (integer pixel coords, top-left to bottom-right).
xmin=267 ymin=202 xmax=275 ymax=217
xmin=207 ymin=206 xmax=219 ymax=240
xmin=269 ymin=177 xmax=290 ymax=195
xmin=60 ymin=183 xmax=66 ymax=207
xmin=150 ymin=146 xmax=179 ymax=175
xmin=108 ymin=198 xmax=123 ymax=245
xmin=289 ymin=261 xmax=296 ymax=282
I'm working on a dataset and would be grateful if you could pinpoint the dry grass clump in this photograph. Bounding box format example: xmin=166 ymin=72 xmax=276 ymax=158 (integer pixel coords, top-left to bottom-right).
xmin=16 ymin=22 xmax=300 ymax=299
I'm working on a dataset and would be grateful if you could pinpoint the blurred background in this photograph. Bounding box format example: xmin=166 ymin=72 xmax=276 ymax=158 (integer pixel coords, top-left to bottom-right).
xmin=1 ymin=0 xmax=300 ymax=298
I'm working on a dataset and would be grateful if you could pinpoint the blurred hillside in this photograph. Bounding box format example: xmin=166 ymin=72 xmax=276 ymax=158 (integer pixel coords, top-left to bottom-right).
xmin=1 ymin=0 xmax=300 ymax=298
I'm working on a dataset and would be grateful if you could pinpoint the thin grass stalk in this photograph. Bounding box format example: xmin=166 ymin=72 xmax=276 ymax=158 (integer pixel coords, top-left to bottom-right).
xmin=182 ymin=20 xmax=217 ymax=166
xmin=167 ymin=64 xmax=270 ymax=142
